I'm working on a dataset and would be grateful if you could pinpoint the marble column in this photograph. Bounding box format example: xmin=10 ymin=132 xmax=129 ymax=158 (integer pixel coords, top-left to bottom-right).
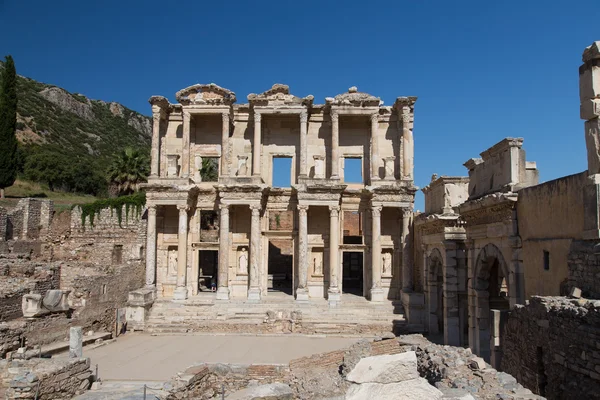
xmin=221 ymin=112 xmax=230 ymax=177
xmin=370 ymin=205 xmax=384 ymax=302
xmin=370 ymin=113 xmax=380 ymax=181
xmin=401 ymin=108 xmax=414 ymax=180
xmin=330 ymin=112 xmax=340 ymax=179
xmin=145 ymin=204 xmax=157 ymax=287
xmin=299 ymin=111 xmax=308 ymax=178
xmin=217 ymin=204 xmax=230 ymax=300
xmin=69 ymin=327 xmax=83 ymax=358
xmin=173 ymin=205 xmax=188 ymax=300
xmin=296 ymin=204 xmax=309 ymax=301
xmin=182 ymin=111 xmax=191 ymax=178
xmin=401 ymin=208 xmax=413 ymax=291
xmin=248 ymin=204 xmax=261 ymax=301
xmin=328 ymin=205 xmax=341 ymax=304
xmin=253 ymin=112 xmax=261 ymax=177
xmin=150 ymin=108 xmax=162 ymax=177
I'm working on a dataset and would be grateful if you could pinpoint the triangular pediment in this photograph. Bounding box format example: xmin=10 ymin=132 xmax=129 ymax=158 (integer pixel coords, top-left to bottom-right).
xmin=248 ymin=84 xmax=313 ymax=107
xmin=175 ymin=83 xmax=236 ymax=106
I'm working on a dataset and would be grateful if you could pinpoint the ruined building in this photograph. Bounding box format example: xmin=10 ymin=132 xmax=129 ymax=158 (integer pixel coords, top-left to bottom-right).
xmin=142 ymin=84 xmax=417 ymax=306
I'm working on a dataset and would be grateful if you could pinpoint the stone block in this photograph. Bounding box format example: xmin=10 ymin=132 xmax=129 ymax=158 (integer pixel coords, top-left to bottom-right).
xmin=347 ymin=351 xmax=419 ymax=384
xmin=227 ymin=382 xmax=293 ymax=400
xmin=579 ymin=61 xmax=600 ymax=103
xmin=345 ymin=378 xmax=443 ymax=400
xmin=581 ymin=99 xmax=600 ymax=120
xmin=468 ymin=356 xmax=486 ymax=370
xmin=570 ymin=287 xmax=583 ymax=298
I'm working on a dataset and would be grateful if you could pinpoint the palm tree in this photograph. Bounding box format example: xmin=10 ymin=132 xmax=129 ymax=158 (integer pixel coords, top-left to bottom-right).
xmin=200 ymin=158 xmax=218 ymax=181
xmin=106 ymin=148 xmax=149 ymax=196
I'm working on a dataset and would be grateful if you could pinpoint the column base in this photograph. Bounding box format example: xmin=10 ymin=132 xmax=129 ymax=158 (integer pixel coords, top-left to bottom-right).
xmin=216 ymin=287 xmax=230 ymax=301
xmin=370 ymin=288 xmax=385 ymax=302
xmin=247 ymin=287 xmax=261 ymax=302
xmin=295 ymin=288 xmax=309 ymax=302
xmin=328 ymin=288 xmax=341 ymax=307
xmin=173 ymin=286 xmax=188 ymax=301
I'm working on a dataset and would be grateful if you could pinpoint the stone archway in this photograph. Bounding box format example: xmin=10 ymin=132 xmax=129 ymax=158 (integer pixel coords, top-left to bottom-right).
xmin=426 ymin=248 xmax=444 ymax=336
xmin=472 ymin=243 xmax=511 ymax=362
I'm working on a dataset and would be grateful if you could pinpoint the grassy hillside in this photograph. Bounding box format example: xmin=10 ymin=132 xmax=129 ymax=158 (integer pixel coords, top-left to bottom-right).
xmin=0 ymin=179 xmax=97 ymax=212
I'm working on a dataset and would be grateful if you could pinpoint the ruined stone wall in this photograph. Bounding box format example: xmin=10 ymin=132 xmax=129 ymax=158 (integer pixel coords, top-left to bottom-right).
xmin=567 ymin=240 xmax=600 ymax=299
xmin=502 ymin=296 xmax=600 ymax=399
xmin=0 ymin=208 xmax=6 ymax=241
xmin=3 ymin=199 xmax=53 ymax=241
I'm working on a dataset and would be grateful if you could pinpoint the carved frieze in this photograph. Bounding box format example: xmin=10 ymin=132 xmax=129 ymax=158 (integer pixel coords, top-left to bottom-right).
xmin=326 ymin=86 xmax=382 ymax=107
xmin=248 ymin=84 xmax=314 ymax=107
xmin=175 ymin=83 xmax=236 ymax=106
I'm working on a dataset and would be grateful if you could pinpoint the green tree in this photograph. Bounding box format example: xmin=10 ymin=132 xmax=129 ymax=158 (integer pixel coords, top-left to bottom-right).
xmin=0 ymin=56 xmax=18 ymax=198
xmin=106 ymin=147 xmax=149 ymax=196
xmin=200 ymin=158 xmax=218 ymax=181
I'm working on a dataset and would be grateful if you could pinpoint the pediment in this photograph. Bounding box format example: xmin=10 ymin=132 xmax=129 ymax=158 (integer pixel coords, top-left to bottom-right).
xmin=248 ymin=84 xmax=313 ymax=107
xmin=175 ymin=83 xmax=236 ymax=106
xmin=326 ymin=86 xmax=381 ymax=107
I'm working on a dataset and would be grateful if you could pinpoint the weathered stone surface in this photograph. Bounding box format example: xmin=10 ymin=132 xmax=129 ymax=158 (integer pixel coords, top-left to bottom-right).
xmin=69 ymin=327 xmax=83 ymax=358
xmin=226 ymin=382 xmax=293 ymax=400
xmin=345 ymin=378 xmax=443 ymax=400
xmin=347 ymin=351 xmax=419 ymax=384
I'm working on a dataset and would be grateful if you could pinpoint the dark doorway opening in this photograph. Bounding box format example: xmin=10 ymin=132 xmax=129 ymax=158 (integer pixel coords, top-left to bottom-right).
xmin=198 ymin=250 xmax=218 ymax=291
xmin=342 ymin=251 xmax=363 ymax=296
xmin=268 ymin=241 xmax=293 ymax=295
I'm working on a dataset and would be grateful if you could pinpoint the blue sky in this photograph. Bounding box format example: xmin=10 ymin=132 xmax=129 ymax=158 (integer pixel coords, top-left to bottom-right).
xmin=0 ymin=0 xmax=597 ymax=209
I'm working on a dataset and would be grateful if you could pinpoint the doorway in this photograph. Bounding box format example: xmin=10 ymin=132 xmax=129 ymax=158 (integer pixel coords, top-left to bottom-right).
xmin=268 ymin=240 xmax=293 ymax=295
xmin=342 ymin=251 xmax=363 ymax=296
xmin=198 ymin=250 xmax=218 ymax=292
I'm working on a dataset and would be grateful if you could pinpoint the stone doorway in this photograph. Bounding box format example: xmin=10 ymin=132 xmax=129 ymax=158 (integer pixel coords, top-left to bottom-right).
xmin=198 ymin=250 xmax=218 ymax=292
xmin=342 ymin=251 xmax=364 ymax=296
xmin=427 ymin=249 xmax=444 ymax=335
xmin=267 ymin=240 xmax=293 ymax=295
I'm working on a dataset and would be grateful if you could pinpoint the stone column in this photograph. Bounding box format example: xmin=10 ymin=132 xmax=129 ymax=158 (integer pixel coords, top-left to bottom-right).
xmin=370 ymin=205 xmax=384 ymax=302
xmin=248 ymin=204 xmax=261 ymax=301
xmin=150 ymin=107 xmax=162 ymax=177
xmin=253 ymin=112 xmax=261 ymax=177
xmin=145 ymin=204 xmax=157 ymax=287
xmin=328 ymin=205 xmax=341 ymax=304
xmin=401 ymin=108 xmax=414 ymax=180
xmin=401 ymin=209 xmax=413 ymax=291
xmin=296 ymin=204 xmax=309 ymax=301
xmin=370 ymin=113 xmax=380 ymax=181
xmin=217 ymin=204 xmax=230 ymax=300
xmin=444 ymin=241 xmax=461 ymax=346
xmin=330 ymin=112 xmax=340 ymax=179
xmin=182 ymin=111 xmax=191 ymax=178
xmin=299 ymin=111 xmax=308 ymax=178
xmin=173 ymin=205 xmax=188 ymax=300
xmin=69 ymin=327 xmax=83 ymax=358
xmin=221 ymin=112 xmax=230 ymax=177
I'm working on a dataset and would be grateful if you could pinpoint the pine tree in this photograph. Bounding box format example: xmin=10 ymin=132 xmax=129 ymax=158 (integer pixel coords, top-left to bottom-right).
xmin=0 ymin=55 xmax=18 ymax=198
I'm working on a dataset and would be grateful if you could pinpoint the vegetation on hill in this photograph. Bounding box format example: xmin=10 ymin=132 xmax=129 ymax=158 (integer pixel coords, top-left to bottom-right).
xmin=0 ymin=56 xmax=18 ymax=198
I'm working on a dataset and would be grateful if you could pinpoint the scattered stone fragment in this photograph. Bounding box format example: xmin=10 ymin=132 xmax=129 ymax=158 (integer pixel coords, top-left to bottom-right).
xmin=345 ymin=378 xmax=443 ymax=400
xmin=347 ymin=351 xmax=419 ymax=384
xmin=226 ymin=382 xmax=293 ymax=400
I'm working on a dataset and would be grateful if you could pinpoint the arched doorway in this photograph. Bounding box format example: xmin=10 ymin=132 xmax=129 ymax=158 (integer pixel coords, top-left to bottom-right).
xmin=472 ymin=244 xmax=511 ymax=362
xmin=427 ymin=248 xmax=444 ymax=337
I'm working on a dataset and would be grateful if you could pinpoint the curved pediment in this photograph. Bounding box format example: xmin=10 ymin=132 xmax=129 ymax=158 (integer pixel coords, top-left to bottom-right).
xmin=175 ymin=83 xmax=236 ymax=106
xmin=247 ymin=84 xmax=313 ymax=107
xmin=326 ymin=86 xmax=381 ymax=107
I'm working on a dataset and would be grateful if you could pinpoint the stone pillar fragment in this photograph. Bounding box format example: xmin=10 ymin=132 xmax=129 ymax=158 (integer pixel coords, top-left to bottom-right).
xmin=299 ymin=111 xmax=308 ymax=178
xmin=221 ymin=112 xmax=230 ymax=177
xmin=370 ymin=205 xmax=384 ymax=302
xmin=370 ymin=113 xmax=380 ymax=181
xmin=150 ymin=107 xmax=162 ymax=177
xmin=330 ymin=112 xmax=340 ymax=179
xmin=69 ymin=326 xmax=83 ymax=358
xmin=253 ymin=112 xmax=261 ymax=177
xmin=297 ymin=205 xmax=309 ymax=301
xmin=173 ymin=205 xmax=188 ymax=300
xmin=401 ymin=107 xmax=414 ymax=180
xmin=181 ymin=111 xmax=191 ymax=178
xmin=145 ymin=204 xmax=157 ymax=287
xmin=402 ymin=209 xmax=413 ymax=291
xmin=328 ymin=205 xmax=341 ymax=305
xmin=248 ymin=204 xmax=261 ymax=302
xmin=217 ymin=204 xmax=230 ymax=300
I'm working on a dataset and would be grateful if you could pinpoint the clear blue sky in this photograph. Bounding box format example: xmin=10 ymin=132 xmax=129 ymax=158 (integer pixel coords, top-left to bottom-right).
xmin=0 ymin=0 xmax=596 ymax=209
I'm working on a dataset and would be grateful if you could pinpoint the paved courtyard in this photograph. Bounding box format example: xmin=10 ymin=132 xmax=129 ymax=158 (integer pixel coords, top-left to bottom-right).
xmin=71 ymin=333 xmax=359 ymax=381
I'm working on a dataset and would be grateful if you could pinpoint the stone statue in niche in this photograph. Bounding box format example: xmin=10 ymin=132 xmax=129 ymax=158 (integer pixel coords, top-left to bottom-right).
xmin=238 ymin=247 xmax=248 ymax=274
xmin=383 ymin=156 xmax=396 ymax=180
xmin=167 ymin=154 xmax=180 ymax=177
xmin=168 ymin=249 xmax=178 ymax=275
xmin=382 ymin=252 xmax=392 ymax=276
xmin=194 ymin=155 xmax=203 ymax=182
xmin=314 ymin=156 xmax=325 ymax=179
xmin=313 ymin=252 xmax=323 ymax=276
xmin=237 ymin=155 xmax=248 ymax=177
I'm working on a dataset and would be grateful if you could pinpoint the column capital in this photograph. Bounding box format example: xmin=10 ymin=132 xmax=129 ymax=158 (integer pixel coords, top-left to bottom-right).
xmin=330 ymin=112 xmax=339 ymax=123
xmin=219 ymin=203 xmax=230 ymax=212
xmin=147 ymin=203 xmax=157 ymax=211
xmin=403 ymin=208 xmax=413 ymax=218
xmin=177 ymin=204 xmax=188 ymax=212
xmin=250 ymin=204 xmax=261 ymax=215
xmin=297 ymin=204 xmax=309 ymax=215
xmin=222 ymin=112 xmax=230 ymax=123
xmin=182 ymin=110 xmax=191 ymax=119
xmin=328 ymin=205 xmax=340 ymax=216
xmin=370 ymin=112 xmax=379 ymax=122
xmin=254 ymin=112 xmax=261 ymax=123
xmin=300 ymin=110 xmax=308 ymax=124
xmin=371 ymin=205 xmax=383 ymax=217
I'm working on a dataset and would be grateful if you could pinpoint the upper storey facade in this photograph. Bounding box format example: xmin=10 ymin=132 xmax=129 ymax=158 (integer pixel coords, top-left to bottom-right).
xmin=147 ymin=84 xmax=416 ymax=189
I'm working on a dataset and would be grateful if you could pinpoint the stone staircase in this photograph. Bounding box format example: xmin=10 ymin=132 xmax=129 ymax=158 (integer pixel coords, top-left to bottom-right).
xmin=144 ymin=293 xmax=408 ymax=336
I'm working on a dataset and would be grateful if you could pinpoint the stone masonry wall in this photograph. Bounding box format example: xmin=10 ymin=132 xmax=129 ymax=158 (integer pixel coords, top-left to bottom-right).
xmin=0 ymin=208 xmax=6 ymax=241
xmin=502 ymin=296 xmax=600 ymax=399
xmin=567 ymin=240 xmax=600 ymax=298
